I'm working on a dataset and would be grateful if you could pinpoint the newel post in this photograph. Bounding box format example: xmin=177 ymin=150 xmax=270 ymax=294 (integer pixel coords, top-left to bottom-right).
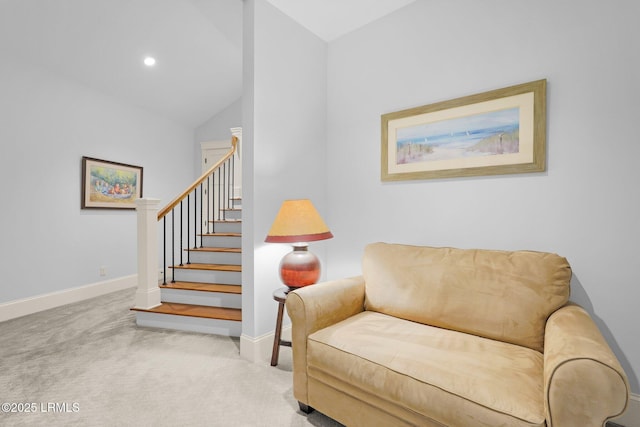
xmin=134 ymin=198 xmax=161 ymax=309
xmin=231 ymin=127 xmax=242 ymax=198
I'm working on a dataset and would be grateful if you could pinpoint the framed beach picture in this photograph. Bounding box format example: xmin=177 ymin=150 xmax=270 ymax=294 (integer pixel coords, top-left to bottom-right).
xmin=381 ymin=79 xmax=546 ymax=181
xmin=81 ymin=157 xmax=143 ymax=209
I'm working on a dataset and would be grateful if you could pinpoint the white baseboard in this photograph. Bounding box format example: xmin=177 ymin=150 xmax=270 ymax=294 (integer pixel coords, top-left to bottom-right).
xmin=612 ymin=393 xmax=640 ymax=427
xmin=0 ymin=275 xmax=137 ymax=322
xmin=239 ymin=324 xmax=291 ymax=365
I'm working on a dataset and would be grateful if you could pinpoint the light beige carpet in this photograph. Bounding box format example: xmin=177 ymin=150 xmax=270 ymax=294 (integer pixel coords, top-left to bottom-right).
xmin=0 ymin=288 xmax=343 ymax=427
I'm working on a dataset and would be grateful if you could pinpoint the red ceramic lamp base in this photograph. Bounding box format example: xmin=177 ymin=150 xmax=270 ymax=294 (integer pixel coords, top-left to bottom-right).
xmin=279 ymin=244 xmax=320 ymax=288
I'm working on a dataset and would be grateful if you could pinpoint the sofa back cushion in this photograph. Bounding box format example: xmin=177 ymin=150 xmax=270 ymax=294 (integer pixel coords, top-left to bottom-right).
xmin=362 ymin=243 xmax=571 ymax=352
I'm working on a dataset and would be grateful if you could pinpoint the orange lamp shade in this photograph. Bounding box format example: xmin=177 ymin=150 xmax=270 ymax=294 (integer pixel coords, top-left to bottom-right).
xmin=265 ymin=199 xmax=333 ymax=243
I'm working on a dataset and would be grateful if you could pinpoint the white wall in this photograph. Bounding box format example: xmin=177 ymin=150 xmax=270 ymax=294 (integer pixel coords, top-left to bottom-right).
xmin=326 ymin=0 xmax=640 ymax=395
xmin=0 ymin=56 xmax=195 ymax=305
xmin=242 ymin=0 xmax=327 ymax=347
xmin=194 ymin=97 xmax=242 ymax=176
xmin=196 ymin=97 xmax=242 ymax=143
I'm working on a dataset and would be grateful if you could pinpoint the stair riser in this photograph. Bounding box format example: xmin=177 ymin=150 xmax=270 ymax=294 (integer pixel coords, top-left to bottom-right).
xmin=201 ymin=235 xmax=241 ymax=248
xmin=171 ymin=269 xmax=241 ymax=285
xmin=211 ymin=222 xmax=241 ymax=234
xmin=223 ymin=209 xmax=241 ymax=221
xmin=187 ymin=251 xmax=241 ymax=265
xmin=161 ymin=289 xmax=241 ymax=309
xmin=135 ymin=312 xmax=241 ymax=337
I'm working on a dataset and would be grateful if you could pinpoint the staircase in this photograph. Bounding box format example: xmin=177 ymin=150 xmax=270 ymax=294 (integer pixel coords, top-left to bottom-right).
xmin=132 ymin=129 xmax=243 ymax=337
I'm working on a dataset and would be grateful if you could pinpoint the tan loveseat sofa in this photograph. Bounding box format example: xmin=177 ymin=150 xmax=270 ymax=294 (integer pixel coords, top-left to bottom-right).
xmin=286 ymin=243 xmax=629 ymax=427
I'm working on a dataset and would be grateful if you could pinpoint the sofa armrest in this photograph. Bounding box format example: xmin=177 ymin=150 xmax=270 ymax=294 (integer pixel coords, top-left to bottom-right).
xmin=285 ymin=276 xmax=366 ymax=406
xmin=544 ymin=303 xmax=629 ymax=427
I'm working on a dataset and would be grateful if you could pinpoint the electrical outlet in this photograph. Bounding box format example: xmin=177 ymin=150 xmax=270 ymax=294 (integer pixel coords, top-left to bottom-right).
xmin=100 ymin=266 xmax=107 ymax=276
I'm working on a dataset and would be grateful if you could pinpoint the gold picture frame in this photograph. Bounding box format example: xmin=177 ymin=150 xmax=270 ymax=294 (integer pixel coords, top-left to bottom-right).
xmin=381 ymin=79 xmax=546 ymax=181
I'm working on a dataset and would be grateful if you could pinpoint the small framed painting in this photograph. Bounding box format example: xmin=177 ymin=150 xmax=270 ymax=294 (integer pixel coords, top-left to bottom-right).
xmin=81 ymin=157 xmax=143 ymax=209
xmin=381 ymin=79 xmax=546 ymax=181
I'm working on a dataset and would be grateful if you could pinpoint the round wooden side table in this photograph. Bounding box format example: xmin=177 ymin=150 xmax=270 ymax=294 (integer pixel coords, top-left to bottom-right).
xmin=271 ymin=287 xmax=292 ymax=366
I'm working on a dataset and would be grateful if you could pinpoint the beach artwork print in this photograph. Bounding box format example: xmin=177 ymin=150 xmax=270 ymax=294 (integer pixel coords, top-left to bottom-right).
xmin=381 ymin=79 xmax=546 ymax=181
xmin=396 ymin=107 xmax=520 ymax=165
xmin=81 ymin=157 xmax=143 ymax=209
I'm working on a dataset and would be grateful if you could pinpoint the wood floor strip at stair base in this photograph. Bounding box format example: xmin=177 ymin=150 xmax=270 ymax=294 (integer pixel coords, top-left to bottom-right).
xmin=131 ymin=303 xmax=241 ymax=321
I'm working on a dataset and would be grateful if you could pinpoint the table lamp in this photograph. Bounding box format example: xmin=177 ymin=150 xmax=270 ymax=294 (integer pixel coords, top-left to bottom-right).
xmin=265 ymin=199 xmax=333 ymax=288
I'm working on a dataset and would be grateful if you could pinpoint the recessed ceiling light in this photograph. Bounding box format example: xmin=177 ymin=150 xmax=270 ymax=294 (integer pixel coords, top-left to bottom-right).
xmin=143 ymin=56 xmax=156 ymax=67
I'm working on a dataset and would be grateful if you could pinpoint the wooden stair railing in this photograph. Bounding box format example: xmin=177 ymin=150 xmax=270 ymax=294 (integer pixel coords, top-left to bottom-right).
xmin=158 ymin=135 xmax=239 ymax=284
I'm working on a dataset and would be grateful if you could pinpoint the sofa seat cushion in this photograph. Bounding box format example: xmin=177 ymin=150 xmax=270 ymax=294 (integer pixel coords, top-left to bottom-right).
xmin=307 ymin=311 xmax=545 ymax=427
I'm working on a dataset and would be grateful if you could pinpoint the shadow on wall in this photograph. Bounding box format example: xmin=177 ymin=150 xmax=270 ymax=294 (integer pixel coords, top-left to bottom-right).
xmin=570 ymin=275 xmax=638 ymax=393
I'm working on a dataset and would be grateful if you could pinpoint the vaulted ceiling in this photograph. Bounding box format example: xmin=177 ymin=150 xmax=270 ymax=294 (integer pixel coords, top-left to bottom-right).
xmin=0 ymin=0 xmax=414 ymax=129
